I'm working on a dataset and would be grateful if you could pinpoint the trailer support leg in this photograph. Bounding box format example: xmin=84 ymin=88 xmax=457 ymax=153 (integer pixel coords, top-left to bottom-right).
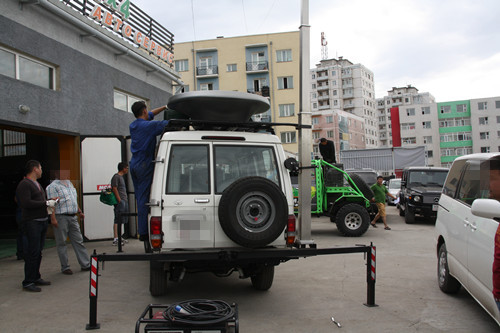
xmin=86 ymin=252 xmax=100 ymax=330
xmin=364 ymin=243 xmax=377 ymax=307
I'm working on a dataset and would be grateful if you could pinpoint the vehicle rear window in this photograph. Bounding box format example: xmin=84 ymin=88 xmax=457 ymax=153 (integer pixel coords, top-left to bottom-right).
xmin=214 ymin=145 xmax=279 ymax=193
xmin=166 ymin=145 xmax=210 ymax=194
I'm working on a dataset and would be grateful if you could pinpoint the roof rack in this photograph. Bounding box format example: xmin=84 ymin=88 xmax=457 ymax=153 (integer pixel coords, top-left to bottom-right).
xmin=163 ymin=119 xmax=311 ymax=135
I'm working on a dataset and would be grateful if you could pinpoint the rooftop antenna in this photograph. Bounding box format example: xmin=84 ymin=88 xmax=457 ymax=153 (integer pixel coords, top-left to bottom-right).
xmin=321 ymin=32 xmax=328 ymax=60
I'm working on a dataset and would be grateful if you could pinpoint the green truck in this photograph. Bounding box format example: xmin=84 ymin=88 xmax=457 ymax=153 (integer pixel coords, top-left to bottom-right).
xmin=292 ymin=159 xmax=374 ymax=237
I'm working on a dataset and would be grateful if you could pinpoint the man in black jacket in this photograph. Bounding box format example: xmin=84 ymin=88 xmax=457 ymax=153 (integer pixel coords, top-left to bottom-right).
xmin=319 ymin=138 xmax=337 ymax=164
xmin=16 ymin=160 xmax=57 ymax=292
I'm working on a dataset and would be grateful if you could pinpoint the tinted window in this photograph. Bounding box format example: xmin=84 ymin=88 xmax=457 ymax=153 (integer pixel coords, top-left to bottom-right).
xmin=166 ymin=145 xmax=209 ymax=194
xmin=408 ymin=170 xmax=448 ymax=187
xmin=456 ymin=161 xmax=481 ymax=205
xmin=214 ymin=145 xmax=279 ymax=193
xmin=443 ymin=160 xmax=466 ymax=197
xmin=388 ymin=179 xmax=401 ymax=189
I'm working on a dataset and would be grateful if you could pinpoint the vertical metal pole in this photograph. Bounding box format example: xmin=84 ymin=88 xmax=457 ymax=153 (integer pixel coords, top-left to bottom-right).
xmin=297 ymin=0 xmax=314 ymax=246
xmin=86 ymin=251 xmax=101 ymax=329
xmin=364 ymin=243 xmax=378 ymax=307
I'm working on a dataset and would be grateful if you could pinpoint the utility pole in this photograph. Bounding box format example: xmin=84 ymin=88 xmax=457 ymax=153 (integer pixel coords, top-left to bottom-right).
xmin=297 ymin=0 xmax=314 ymax=246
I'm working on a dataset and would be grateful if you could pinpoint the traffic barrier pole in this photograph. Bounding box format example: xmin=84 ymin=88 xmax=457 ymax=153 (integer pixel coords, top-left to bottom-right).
xmin=86 ymin=251 xmax=100 ymax=330
xmin=364 ymin=243 xmax=377 ymax=307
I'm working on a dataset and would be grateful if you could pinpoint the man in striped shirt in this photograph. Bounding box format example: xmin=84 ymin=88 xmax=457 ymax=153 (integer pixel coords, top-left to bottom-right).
xmin=46 ymin=170 xmax=90 ymax=275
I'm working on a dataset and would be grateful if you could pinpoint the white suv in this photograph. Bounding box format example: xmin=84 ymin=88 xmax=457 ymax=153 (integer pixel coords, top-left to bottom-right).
xmin=435 ymin=153 xmax=500 ymax=325
xmin=146 ymin=91 xmax=299 ymax=296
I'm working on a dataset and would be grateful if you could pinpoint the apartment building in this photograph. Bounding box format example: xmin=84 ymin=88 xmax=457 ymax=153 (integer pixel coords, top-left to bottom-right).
xmin=310 ymin=57 xmax=377 ymax=149
xmin=173 ymin=31 xmax=301 ymax=154
xmin=469 ymin=97 xmax=500 ymax=157
xmin=376 ymin=86 xmax=436 ymax=148
xmin=311 ymin=110 xmax=365 ymax=160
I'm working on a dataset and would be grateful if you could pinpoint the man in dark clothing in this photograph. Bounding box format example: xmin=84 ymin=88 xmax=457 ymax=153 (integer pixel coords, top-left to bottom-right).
xmin=129 ymin=101 xmax=169 ymax=243
xmin=15 ymin=160 xmax=57 ymax=292
xmin=319 ymin=138 xmax=336 ymax=164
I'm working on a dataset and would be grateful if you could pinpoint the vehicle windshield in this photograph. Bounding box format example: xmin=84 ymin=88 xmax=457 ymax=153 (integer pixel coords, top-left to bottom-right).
xmin=408 ymin=171 xmax=447 ymax=187
xmin=388 ymin=179 xmax=401 ymax=189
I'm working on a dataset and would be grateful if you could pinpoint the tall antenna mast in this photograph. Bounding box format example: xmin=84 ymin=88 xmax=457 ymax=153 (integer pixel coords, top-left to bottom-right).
xmin=321 ymin=32 xmax=328 ymax=60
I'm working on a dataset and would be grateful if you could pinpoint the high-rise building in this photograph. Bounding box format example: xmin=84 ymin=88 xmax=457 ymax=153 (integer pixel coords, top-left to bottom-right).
xmin=310 ymin=57 xmax=377 ymax=155
xmin=173 ymin=32 xmax=301 ymax=154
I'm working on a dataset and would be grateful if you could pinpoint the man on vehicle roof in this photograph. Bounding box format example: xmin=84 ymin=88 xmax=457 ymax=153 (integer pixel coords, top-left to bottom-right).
xmin=129 ymin=101 xmax=169 ymax=245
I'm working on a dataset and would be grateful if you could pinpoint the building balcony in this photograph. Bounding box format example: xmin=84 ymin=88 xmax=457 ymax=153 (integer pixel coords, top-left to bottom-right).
xmin=316 ymin=76 xmax=328 ymax=82
xmin=344 ymin=102 xmax=355 ymax=109
xmin=318 ymin=95 xmax=329 ymax=101
xmin=318 ymin=104 xmax=331 ymax=110
xmin=317 ymin=85 xmax=329 ymax=91
xmin=196 ymin=65 xmax=218 ymax=77
xmin=247 ymin=86 xmax=270 ymax=97
xmin=246 ymin=61 xmax=269 ymax=72
xmin=343 ymin=93 xmax=353 ymax=98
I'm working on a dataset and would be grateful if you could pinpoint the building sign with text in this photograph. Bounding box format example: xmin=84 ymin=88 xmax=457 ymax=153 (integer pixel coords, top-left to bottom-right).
xmin=60 ymin=0 xmax=174 ymax=66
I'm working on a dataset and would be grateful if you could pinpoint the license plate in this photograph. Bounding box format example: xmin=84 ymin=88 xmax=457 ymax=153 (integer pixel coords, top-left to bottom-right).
xmin=432 ymin=204 xmax=438 ymax=211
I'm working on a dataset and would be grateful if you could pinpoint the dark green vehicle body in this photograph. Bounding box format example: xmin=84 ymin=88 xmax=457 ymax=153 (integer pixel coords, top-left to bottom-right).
xmin=292 ymin=159 xmax=373 ymax=237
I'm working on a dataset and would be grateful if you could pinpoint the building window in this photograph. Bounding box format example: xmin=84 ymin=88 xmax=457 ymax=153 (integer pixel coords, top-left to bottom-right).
xmin=496 ymin=100 xmax=500 ymax=108
xmin=402 ymin=137 xmax=417 ymax=145
xmin=456 ymin=104 xmax=467 ymax=113
xmin=479 ymin=117 xmax=488 ymax=125
xmin=421 ymin=106 xmax=430 ymax=115
xmin=497 ymin=115 xmax=500 ymax=123
xmin=327 ymin=130 xmax=334 ymax=138
xmin=401 ymin=122 xmax=415 ymax=130
xmin=312 ymin=83 xmax=316 ymax=89
xmin=331 ymin=70 xmax=336 ymax=76
xmin=281 ymin=131 xmax=296 ymax=143
xmin=113 ymin=89 xmax=143 ymax=112
xmin=440 ymin=105 xmax=451 ymax=113
xmin=0 ymin=130 xmax=26 ymax=157
xmin=406 ymin=108 xmax=415 ymax=116
xmin=0 ymin=46 xmax=56 ymax=90
xmin=326 ymin=116 xmax=333 ymax=123
xmin=226 ymin=64 xmax=237 ymax=72
xmin=423 ymin=136 xmax=432 ymax=144
xmin=174 ymin=59 xmax=188 ymax=72
xmin=312 ymin=132 xmax=320 ymax=140
xmin=276 ymin=49 xmax=292 ymax=62
xmin=478 ymin=101 xmax=488 ymax=110
xmin=426 ymin=150 xmax=433 ymax=158
xmin=480 ymin=132 xmax=490 ymax=140
xmin=312 ymin=118 xmax=319 ymax=125
xmin=312 ymin=102 xmax=317 ymax=109
xmin=422 ymin=121 xmax=431 ymax=129
xmin=279 ymin=104 xmax=295 ymax=117
xmin=200 ymin=83 xmax=214 ymax=91
xmin=278 ymin=76 xmax=293 ymax=89
xmin=481 ymin=147 xmax=490 ymax=153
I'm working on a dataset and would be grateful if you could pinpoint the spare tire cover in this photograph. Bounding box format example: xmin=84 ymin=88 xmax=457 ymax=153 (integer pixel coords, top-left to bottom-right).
xmin=218 ymin=176 xmax=288 ymax=248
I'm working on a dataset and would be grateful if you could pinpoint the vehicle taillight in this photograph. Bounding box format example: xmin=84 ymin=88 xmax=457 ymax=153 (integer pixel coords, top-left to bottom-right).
xmin=286 ymin=214 xmax=296 ymax=246
xmin=150 ymin=217 xmax=163 ymax=249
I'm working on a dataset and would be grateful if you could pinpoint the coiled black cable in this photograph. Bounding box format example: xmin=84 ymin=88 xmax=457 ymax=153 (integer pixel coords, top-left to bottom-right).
xmin=163 ymin=299 xmax=234 ymax=325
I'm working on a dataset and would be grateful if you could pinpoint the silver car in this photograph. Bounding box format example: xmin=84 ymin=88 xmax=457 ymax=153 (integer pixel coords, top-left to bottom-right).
xmin=386 ymin=178 xmax=401 ymax=205
xmin=435 ymin=153 xmax=500 ymax=326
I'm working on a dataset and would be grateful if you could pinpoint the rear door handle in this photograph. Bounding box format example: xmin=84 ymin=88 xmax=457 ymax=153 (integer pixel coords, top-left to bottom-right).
xmin=194 ymin=198 xmax=210 ymax=203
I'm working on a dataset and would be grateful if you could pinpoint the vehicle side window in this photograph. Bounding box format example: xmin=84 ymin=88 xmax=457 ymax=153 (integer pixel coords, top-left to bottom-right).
xmin=443 ymin=160 xmax=466 ymax=197
xmin=166 ymin=145 xmax=210 ymax=194
xmin=456 ymin=161 xmax=481 ymax=205
xmin=214 ymin=145 xmax=280 ymax=193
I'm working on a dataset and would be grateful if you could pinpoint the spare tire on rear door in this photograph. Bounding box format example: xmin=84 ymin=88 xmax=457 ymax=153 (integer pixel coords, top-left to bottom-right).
xmin=347 ymin=173 xmax=375 ymax=200
xmin=218 ymin=177 xmax=288 ymax=248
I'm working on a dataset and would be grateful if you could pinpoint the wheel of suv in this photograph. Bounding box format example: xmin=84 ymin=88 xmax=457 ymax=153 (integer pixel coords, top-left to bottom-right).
xmin=251 ymin=264 xmax=275 ymax=291
xmin=347 ymin=173 xmax=375 ymax=200
xmin=149 ymin=261 xmax=167 ymax=296
xmin=438 ymin=243 xmax=461 ymax=293
xmin=219 ymin=177 xmax=288 ymax=248
xmin=335 ymin=203 xmax=370 ymax=237
xmin=404 ymin=203 xmax=415 ymax=224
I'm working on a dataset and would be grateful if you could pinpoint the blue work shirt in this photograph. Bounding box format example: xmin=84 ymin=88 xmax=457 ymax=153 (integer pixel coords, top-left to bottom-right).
xmin=129 ymin=112 xmax=168 ymax=164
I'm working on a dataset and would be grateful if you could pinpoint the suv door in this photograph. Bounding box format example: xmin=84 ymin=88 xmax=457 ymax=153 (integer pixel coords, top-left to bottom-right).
xmin=461 ymin=160 xmax=498 ymax=316
xmin=162 ymin=144 xmax=214 ymax=248
xmin=438 ymin=159 xmax=468 ymax=284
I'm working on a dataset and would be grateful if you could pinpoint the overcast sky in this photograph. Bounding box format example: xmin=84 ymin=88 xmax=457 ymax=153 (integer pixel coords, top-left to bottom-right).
xmin=132 ymin=0 xmax=500 ymax=102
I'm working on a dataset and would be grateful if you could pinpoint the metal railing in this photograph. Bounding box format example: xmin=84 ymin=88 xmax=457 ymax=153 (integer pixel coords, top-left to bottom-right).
xmin=196 ymin=65 xmax=219 ymax=76
xmin=246 ymin=61 xmax=269 ymax=71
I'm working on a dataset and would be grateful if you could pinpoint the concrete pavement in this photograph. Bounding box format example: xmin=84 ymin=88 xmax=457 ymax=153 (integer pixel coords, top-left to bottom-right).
xmin=0 ymin=206 xmax=498 ymax=332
